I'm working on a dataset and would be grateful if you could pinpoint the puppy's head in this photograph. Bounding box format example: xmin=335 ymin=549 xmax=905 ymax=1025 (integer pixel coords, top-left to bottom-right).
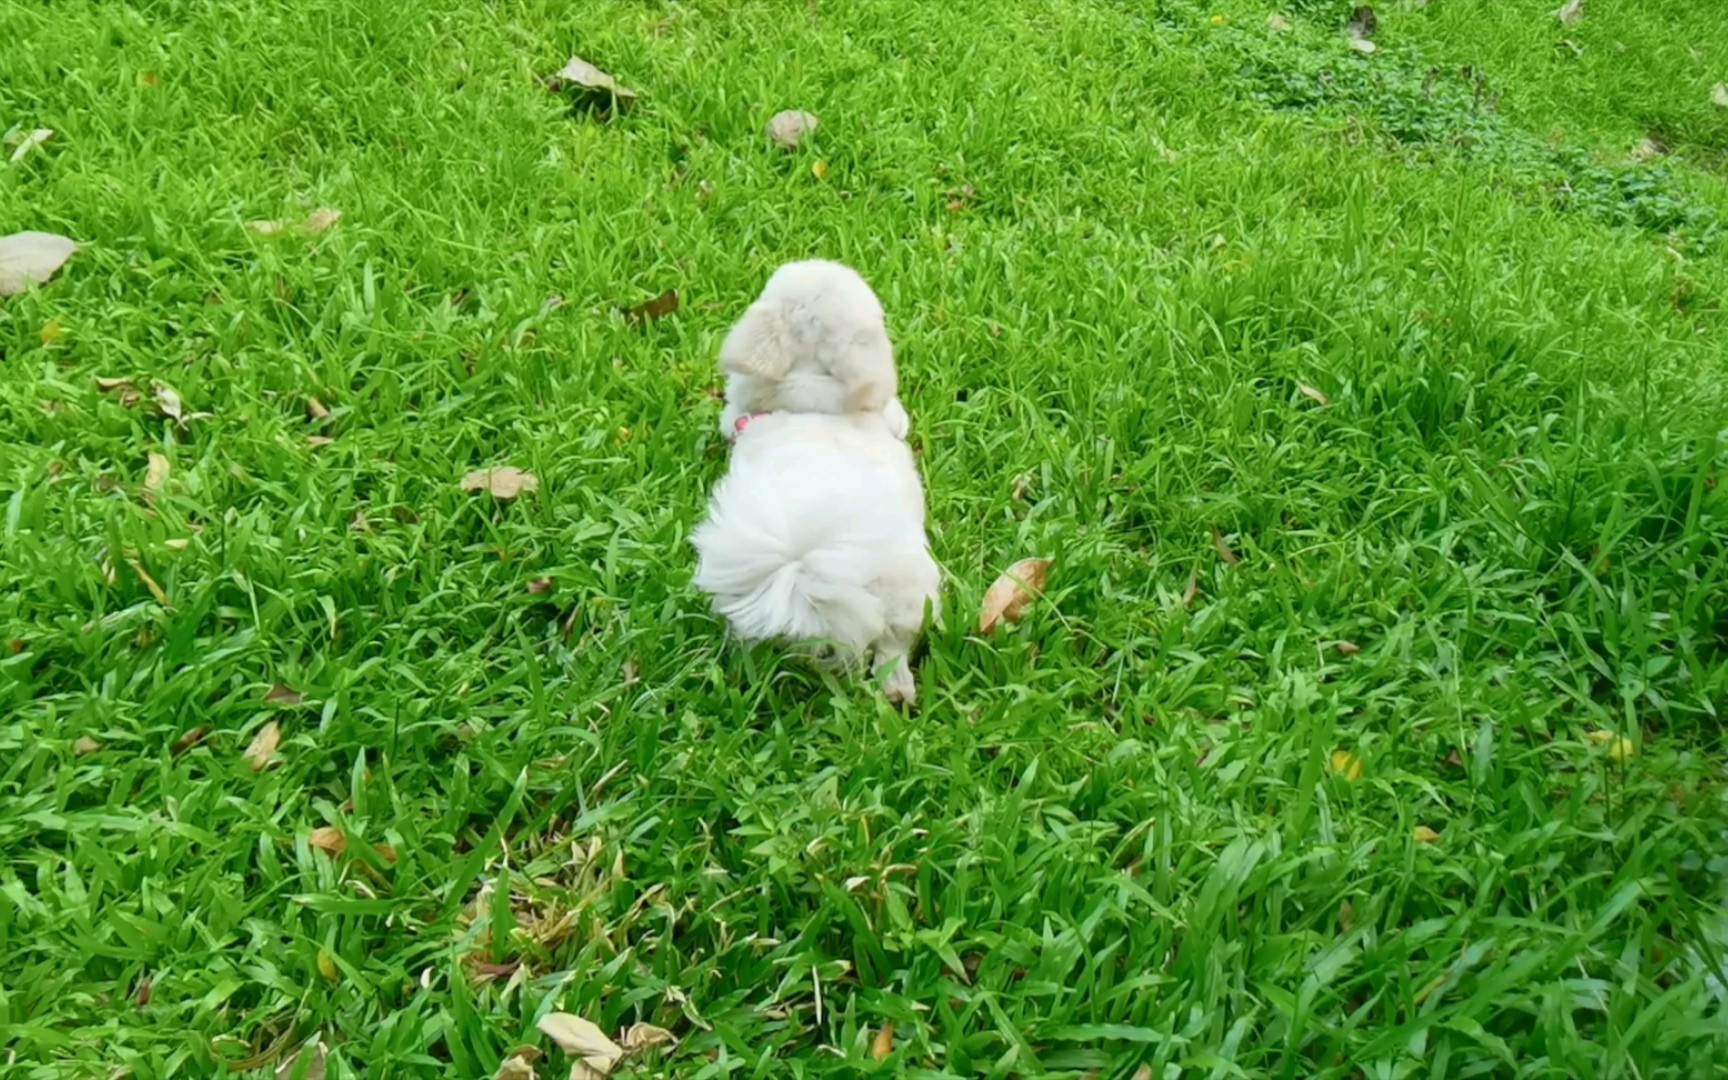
xmin=719 ymin=260 xmax=897 ymax=416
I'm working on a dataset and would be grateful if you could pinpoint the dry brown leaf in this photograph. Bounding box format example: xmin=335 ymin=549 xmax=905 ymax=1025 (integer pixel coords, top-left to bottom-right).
xmin=1181 ymin=566 xmax=1200 ymax=606
xmin=621 ymin=288 xmax=679 ymax=323
xmin=244 ymin=720 xmax=282 ymax=771
xmin=1413 ymin=825 xmax=1441 ymax=844
xmin=870 ymin=1022 xmax=895 ymax=1062
xmin=264 ymin=683 xmax=305 ymax=706
xmin=306 ymin=436 xmax=335 ymax=448
xmin=136 ymin=975 xmax=153 ymax=1006
xmin=536 ymin=1013 xmax=623 ymax=1077
xmin=1298 ymin=382 xmax=1330 ymax=406
xmin=766 ymin=110 xmax=819 ymax=149
xmin=1132 ymin=1067 xmax=1153 ymax=1080
xmin=153 ymin=383 xmax=185 ymax=422
xmin=275 ymin=1041 xmax=327 ymax=1080
xmin=74 ymin=736 xmax=102 ymax=755
xmin=0 ymin=231 xmax=78 ymax=296
xmin=1210 ymin=527 xmax=1240 ymax=566
xmin=307 ymin=396 xmax=330 ymax=421
xmin=309 ymin=826 xmax=347 ymax=855
xmin=1337 ymin=898 xmax=1354 ymax=933
xmin=96 ymin=376 xmax=133 ymax=391
xmin=496 ymin=1054 xmax=539 ymax=1080
xmin=551 ymin=56 xmax=638 ymax=103
xmin=1330 ymin=749 xmax=1363 ymax=782
xmin=304 ymin=208 xmax=342 ymax=234
xmin=1554 ymin=0 xmax=1583 ymax=26
xmin=1713 ymin=84 xmax=1728 ymax=109
xmin=1267 ymin=13 xmax=1292 ymax=32
xmin=461 ymin=467 xmax=540 ymax=499
xmin=165 ymin=538 xmax=191 ymax=551
xmin=620 ymin=1024 xmax=676 ymax=1052
xmin=143 ymin=452 xmax=171 ymax=503
xmin=372 ymin=843 xmax=399 ymax=864
xmin=173 ymin=725 xmax=209 ymax=754
xmin=127 ymin=559 xmax=170 ymax=606
xmin=527 ymin=577 xmax=554 ymax=595
xmin=978 ymin=556 xmax=1053 ymax=633
xmin=1335 ymin=640 xmax=1362 ymax=656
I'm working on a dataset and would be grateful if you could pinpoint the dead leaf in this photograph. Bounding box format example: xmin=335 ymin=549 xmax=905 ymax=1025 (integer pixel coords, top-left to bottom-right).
xmin=536 ymin=1013 xmax=624 ymax=1077
xmin=471 ymin=959 xmax=521 ymax=983
xmin=551 ymin=56 xmax=638 ymax=104
xmin=1132 ymin=1067 xmax=1153 ymax=1080
xmin=1337 ymin=898 xmax=1354 ymax=932
xmin=307 ymin=396 xmax=330 ymax=421
xmin=142 ymin=452 xmax=171 ymax=503
xmin=173 ymin=726 xmax=209 ymax=754
xmin=461 ymin=467 xmax=540 ymax=499
xmin=127 ymin=559 xmax=170 ymax=606
xmin=1210 ymin=526 xmax=1239 ymax=566
xmin=978 ymin=556 xmax=1053 ymax=633
xmin=40 ymin=317 xmax=65 ymax=345
xmin=1267 ymin=13 xmax=1292 ymax=32
xmin=766 ymin=110 xmax=819 ymax=149
xmin=372 ymin=843 xmax=399 ymax=864
xmin=275 ymin=1040 xmax=327 ymax=1080
xmin=497 ymin=1054 xmax=539 ymax=1080
xmin=621 ymin=1024 xmax=676 ymax=1052
xmin=621 ymin=658 xmax=641 ymax=685
xmin=1412 ymin=825 xmax=1440 ymax=844
xmin=244 ymin=720 xmax=282 ymax=771
xmin=0 ymin=231 xmax=78 ymax=296
xmin=870 ymin=1022 xmax=894 ymax=1062
xmin=1330 ymin=749 xmax=1363 ymax=782
xmin=1713 ymin=84 xmax=1728 ymax=109
xmin=304 ymin=207 xmax=342 ymax=234
xmin=74 ymin=736 xmax=101 ymax=755
xmin=1348 ymin=37 xmax=1377 ymax=54
xmin=264 ymin=683 xmax=305 ymax=706
xmin=621 ymin=288 xmax=679 ymax=323
xmin=8 ymin=127 xmax=54 ymax=165
xmin=306 ymin=435 xmax=335 ymax=448
xmin=1554 ymin=0 xmax=1583 ymax=26
xmin=153 ymin=383 xmax=185 ymax=422
xmin=136 ymin=975 xmax=153 ymax=1006
xmin=309 ymin=826 xmax=347 ymax=855
xmin=1298 ymin=383 xmax=1330 ymax=406
xmin=1181 ymin=565 xmax=1200 ymax=606
xmin=811 ymin=160 xmax=829 ymax=180
xmin=527 ymin=577 xmax=554 ymax=595
xmin=1335 ymin=640 xmax=1361 ymax=656
xmin=317 ymin=948 xmax=339 ymax=981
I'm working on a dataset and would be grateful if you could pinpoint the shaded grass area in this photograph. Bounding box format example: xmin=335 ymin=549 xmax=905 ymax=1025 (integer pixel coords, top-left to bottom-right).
xmin=4 ymin=0 xmax=1728 ymax=1077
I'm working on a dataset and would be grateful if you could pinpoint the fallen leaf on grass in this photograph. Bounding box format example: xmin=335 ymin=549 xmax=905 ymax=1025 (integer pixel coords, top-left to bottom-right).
xmin=1335 ymin=640 xmax=1362 ymax=656
xmin=307 ymin=436 xmax=334 ymax=448
xmin=174 ymin=726 xmax=209 ymax=754
xmin=307 ymin=396 xmax=330 ymax=421
xmin=766 ymin=110 xmax=819 ymax=149
xmin=978 ymin=557 xmax=1053 ymax=633
xmin=74 ymin=736 xmax=101 ymax=755
xmin=1330 ymin=749 xmax=1363 ymax=781
xmin=136 ymin=975 xmax=153 ymax=1006
xmin=143 ymin=452 xmax=171 ymax=503
xmin=151 ymin=383 xmax=209 ymax=426
xmin=551 ymin=56 xmax=638 ymax=105
xmin=870 ymin=1022 xmax=895 ymax=1062
xmin=40 ymin=317 xmax=65 ymax=345
xmin=1338 ymin=898 xmax=1354 ymax=932
xmin=527 ymin=577 xmax=554 ymax=594
xmin=537 ymin=1014 xmax=624 ymax=1077
xmin=127 ymin=559 xmax=170 ymax=606
xmin=1181 ymin=566 xmax=1200 ymax=606
xmin=1586 ymin=730 xmax=1635 ymax=760
xmin=248 ymin=208 xmax=342 ymax=236
xmin=275 ymin=1040 xmax=326 ymax=1080
xmin=309 ymin=826 xmax=347 ymax=855
xmin=1554 ymin=0 xmax=1583 ymax=25
xmin=317 ymin=948 xmax=339 ymax=981
xmin=0 ymin=231 xmax=78 ymax=296
xmin=1267 ymin=13 xmax=1292 ymax=32
xmin=1210 ymin=526 xmax=1239 ymax=566
xmin=620 ymin=288 xmax=679 ymax=323
xmin=97 ymin=376 xmax=142 ymax=408
xmin=244 ymin=720 xmax=282 ymax=771
xmin=1298 ymin=382 xmax=1330 ymax=406
xmin=264 ymin=683 xmax=305 ymax=706
xmin=811 ymin=160 xmax=829 ymax=181
xmin=462 ymin=467 xmax=540 ymax=499
xmin=496 ymin=1053 xmax=539 ymax=1080
xmin=7 ymin=127 xmax=53 ymax=165
xmin=1412 ymin=825 xmax=1441 ymax=844
xmin=1713 ymin=84 xmax=1728 ymax=109
xmin=621 ymin=1025 xmax=676 ymax=1052
xmin=1132 ymin=1067 xmax=1153 ymax=1080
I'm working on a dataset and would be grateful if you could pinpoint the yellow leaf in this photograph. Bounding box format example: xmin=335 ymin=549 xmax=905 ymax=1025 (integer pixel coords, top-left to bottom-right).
xmin=264 ymin=683 xmax=305 ymax=706
xmin=143 ymin=452 xmax=171 ymax=503
xmin=1298 ymin=382 xmax=1330 ymax=406
xmin=870 ymin=1022 xmax=895 ymax=1061
xmin=244 ymin=720 xmax=281 ymax=771
xmin=1329 ymin=749 xmax=1363 ymax=781
xmin=620 ymin=1024 xmax=676 ymax=1052
xmin=304 ymin=208 xmax=342 ymax=234
xmin=1584 ymin=729 xmax=1616 ymax=744
xmin=461 ymin=467 xmax=540 ymax=499
xmin=307 ymin=396 xmax=331 ymax=421
xmin=1412 ymin=825 xmax=1440 ymax=844
xmin=536 ymin=1013 xmax=623 ymax=1076
xmin=308 ymin=826 xmax=347 ymax=855
xmin=127 ymin=559 xmax=170 ymax=606
xmin=496 ymin=1054 xmax=539 ymax=1080
xmin=74 ymin=736 xmax=101 ymax=755
xmin=1208 ymin=14 xmax=1227 ymax=25
xmin=40 ymin=317 xmax=65 ymax=345
xmin=812 ymin=160 xmax=829 ymax=181
xmin=317 ymin=948 xmax=339 ymax=981
xmin=1608 ymin=737 xmax=1635 ymax=761
xmin=978 ymin=557 xmax=1053 ymax=633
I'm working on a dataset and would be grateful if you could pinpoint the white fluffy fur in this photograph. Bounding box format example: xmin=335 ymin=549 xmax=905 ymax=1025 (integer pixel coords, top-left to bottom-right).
xmin=692 ymin=260 xmax=939 ymax=704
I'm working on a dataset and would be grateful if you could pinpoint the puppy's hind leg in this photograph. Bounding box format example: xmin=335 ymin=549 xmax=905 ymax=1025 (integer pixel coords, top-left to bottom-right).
xmin=870 ymin=565 xmax=940 ymax=707
xmin=870 ymin=625 xmax=920 ymax=707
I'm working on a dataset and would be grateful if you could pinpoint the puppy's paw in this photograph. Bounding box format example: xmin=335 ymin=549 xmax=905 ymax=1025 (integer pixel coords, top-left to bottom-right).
xmin=883 ymin=397 xmax=910 ymax=441
xmin=880 ymin=663 xmax=917 ymax=708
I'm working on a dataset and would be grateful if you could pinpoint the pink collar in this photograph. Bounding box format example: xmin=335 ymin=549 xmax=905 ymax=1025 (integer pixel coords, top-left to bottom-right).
xmin=730 ymin=412 xmax=770 ymax=439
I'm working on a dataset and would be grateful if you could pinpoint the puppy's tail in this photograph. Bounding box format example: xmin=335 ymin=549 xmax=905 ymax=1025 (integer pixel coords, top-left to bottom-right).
xmin=692 ymin=461 xmax=898 ymax=653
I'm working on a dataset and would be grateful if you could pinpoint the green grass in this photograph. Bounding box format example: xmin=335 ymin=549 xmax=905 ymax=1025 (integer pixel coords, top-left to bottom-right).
xmin=6 ymin=0 xmax=1728 ymax=1076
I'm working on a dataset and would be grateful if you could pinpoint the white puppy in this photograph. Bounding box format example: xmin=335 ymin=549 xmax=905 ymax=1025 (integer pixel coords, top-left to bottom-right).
xmin=692 ymin=260 xmax=940 ymax=704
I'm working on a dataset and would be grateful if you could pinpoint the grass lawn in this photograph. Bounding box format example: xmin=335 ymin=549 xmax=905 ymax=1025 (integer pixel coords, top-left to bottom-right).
xmin=8 ymin=0 xmax=1728 ymax=1075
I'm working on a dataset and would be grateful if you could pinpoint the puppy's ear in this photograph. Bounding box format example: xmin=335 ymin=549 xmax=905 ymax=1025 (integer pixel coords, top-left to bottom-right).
xmin=718 ymin=302 xmax=796 ymax=380
xmin=837 ymin=328 xmax=897 ymax=413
